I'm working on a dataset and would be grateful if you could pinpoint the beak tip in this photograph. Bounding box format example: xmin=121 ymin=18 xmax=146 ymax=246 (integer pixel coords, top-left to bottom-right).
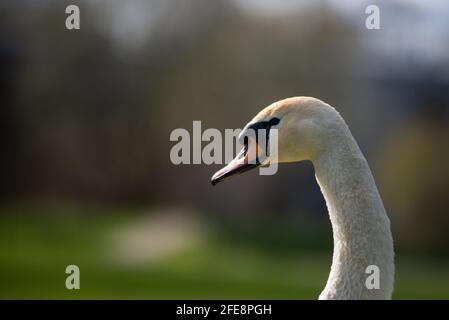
xmin=211 ymin=173 xmax=220 ymax=186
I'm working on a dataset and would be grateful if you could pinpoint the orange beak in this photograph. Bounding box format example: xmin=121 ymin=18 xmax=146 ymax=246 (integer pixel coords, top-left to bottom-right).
xmin=211 ymin=138 xmax=264 ymax=185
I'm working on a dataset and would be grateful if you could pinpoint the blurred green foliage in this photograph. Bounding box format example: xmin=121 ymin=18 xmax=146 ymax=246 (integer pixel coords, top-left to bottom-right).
xmin=0 ymin=204 xmax=448 ymax=299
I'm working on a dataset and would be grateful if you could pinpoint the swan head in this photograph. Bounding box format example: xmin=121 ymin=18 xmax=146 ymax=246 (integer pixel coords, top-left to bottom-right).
xmin=211 ymin=96 xmax=344 ymax=185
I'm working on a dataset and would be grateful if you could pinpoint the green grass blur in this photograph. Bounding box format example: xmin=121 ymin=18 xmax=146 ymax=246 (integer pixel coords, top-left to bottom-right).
xmin=0 ymin=204 xmax=448 ymax=300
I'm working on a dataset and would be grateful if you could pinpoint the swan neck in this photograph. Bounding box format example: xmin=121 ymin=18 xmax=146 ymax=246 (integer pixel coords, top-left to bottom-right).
xmin=313 ymin=134 xmax=394 ymax=300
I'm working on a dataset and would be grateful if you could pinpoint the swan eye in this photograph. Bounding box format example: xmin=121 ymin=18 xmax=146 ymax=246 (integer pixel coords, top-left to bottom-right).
xmin=270 ymin=117 xmax=280 ymax=126
xmin=240 ymin=118 xmax=280 ymax=153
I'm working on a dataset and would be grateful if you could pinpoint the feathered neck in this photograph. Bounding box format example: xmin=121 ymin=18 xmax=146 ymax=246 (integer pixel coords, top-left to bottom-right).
xmin=312 ymin=125 xmax=394 ymax=300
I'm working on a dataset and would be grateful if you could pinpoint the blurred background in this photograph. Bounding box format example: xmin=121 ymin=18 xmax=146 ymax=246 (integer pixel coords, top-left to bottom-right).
xmin=0 ymin=0 xmax=448 ymax=299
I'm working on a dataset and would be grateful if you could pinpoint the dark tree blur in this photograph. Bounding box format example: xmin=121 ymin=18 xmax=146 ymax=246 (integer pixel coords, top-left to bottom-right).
xmin=0 ymin=0 xmax=448 ymax=255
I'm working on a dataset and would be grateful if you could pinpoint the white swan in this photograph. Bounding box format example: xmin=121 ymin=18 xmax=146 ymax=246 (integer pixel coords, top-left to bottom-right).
xmin=211 ymin=97 xmax=394 ymax=300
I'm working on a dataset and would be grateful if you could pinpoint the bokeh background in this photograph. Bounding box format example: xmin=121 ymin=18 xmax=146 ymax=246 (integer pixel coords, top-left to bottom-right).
xmin=1 ymin=0 xmax=448 ymax=299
